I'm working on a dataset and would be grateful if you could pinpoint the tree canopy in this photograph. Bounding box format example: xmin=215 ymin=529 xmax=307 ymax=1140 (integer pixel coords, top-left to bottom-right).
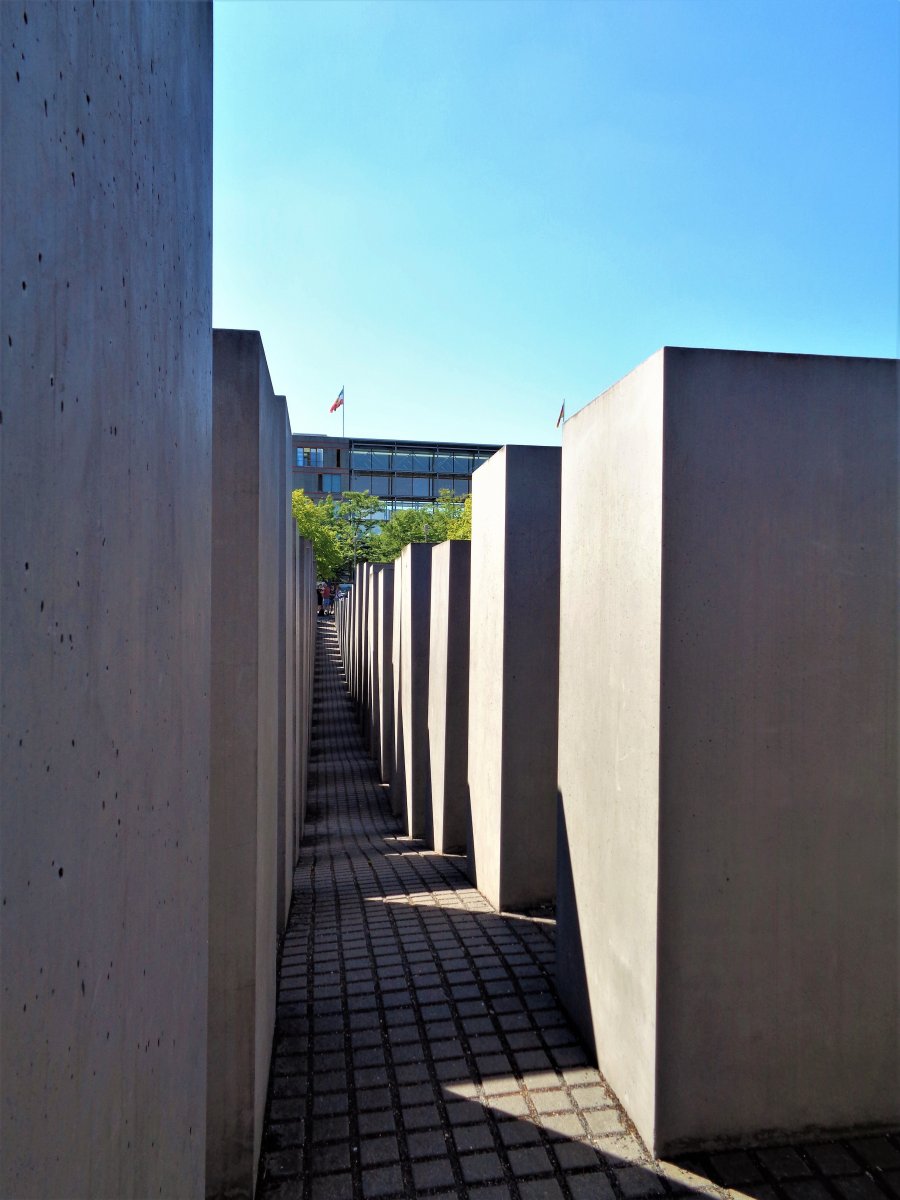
xmin=368 ymin=490 xmax=469 ymax=563
xmin=291 ymin=487 xmax=471 ymax=578
xmin=291 ymin=489 xmax=345 ymax=579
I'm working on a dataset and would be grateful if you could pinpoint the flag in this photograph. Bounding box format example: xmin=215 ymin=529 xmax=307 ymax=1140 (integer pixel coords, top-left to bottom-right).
xmin=556 ymin=400 xmax=565 ymax=428
xmin=330 ymin=386 xmax=344 ymax=414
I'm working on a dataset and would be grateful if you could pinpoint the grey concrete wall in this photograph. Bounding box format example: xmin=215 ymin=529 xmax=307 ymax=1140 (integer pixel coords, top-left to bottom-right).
xmin=377 ymin=565 xmax=396 ymax=785
xmin=296 ymin=538 xmax=315 ymax=844
xmin=0 ymin=5 xmax=212 ymax=1197
xmin=556 ymin=352 xmax=665 ymax=1148
xmin=557 ymin=347 xmax=899 ymax=1153
xmin=296 ymin=530 xmax=304 ymax=857
xmin=354 ymin=563 xmax=366 ymax=706
xmin=341 ymin=573 xmax=350 ymax=686
xmin=207 ymin=330 xmax=282 ymax=1198
xmin=340 ymin=573 xmax=351 ymax=683
xmin=468 ymin=446 xmax=561 ymax=911
xmin=276 ymin=400 xmax=290 ymax=938
xmin=390 ymin=553 xmax=407 ymax=820
xmin=359 ymin=564 xmax=371 ymax=730
xmin=366 ymin=564 xmax=383 ymax=758
xmin=400 ymin=543 xmax=434 ymax=840
xmin=428 ymin=541 xmax=472 ymax=854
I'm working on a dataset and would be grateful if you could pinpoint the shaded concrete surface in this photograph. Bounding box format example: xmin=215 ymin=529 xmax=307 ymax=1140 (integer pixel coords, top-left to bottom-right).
xmin=208 ymin=330 xmax=284 ymax=1198
xmin=400 ymin=543 xmax=434 ymax=841
xmin=428 ymin=540 xmax=472 ymax=854
xmin=257 ymin=624 xmax=900 ymax=1200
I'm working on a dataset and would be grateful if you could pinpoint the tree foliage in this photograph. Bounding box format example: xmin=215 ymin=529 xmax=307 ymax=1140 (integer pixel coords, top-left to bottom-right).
xmin=369 ymin=490 xmax=470 ymax=562
xmin=332 ymin=491 xmax=382 ymax=567
xmin=291 ymin=489 xmax=345 ymax=579
xmin=292 ymin=487 xmax=472 ymax=577
xmin=446 ymin=493 xmax=472 ymax=541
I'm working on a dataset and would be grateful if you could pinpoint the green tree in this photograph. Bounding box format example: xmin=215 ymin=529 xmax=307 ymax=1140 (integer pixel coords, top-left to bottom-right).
xmin=291 ymin=489 xmax=345 ymax=579
xmin=369 ymin=490 xmax=470 ymax=562
xmin=369 ymin=508 xmax=432 ymax=562
xmin=332 ymin=491 xmax=382 ymax=570
xmin=445 ymin=493 xmax=471 ymax=540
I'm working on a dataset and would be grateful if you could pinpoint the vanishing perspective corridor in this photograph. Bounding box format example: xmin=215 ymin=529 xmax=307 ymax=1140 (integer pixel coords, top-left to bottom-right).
xmin=256 ymin=623 xmax=899 ymax=1200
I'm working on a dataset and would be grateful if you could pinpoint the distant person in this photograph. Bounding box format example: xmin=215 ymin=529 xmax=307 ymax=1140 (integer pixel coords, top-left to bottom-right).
xmin=316 ymin=585 xmax=324 ymax=617
xmin=322 ymin=582 xmax=333 ymax=617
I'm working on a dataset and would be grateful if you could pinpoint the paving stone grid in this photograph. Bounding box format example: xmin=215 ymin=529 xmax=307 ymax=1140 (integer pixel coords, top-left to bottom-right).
xmin=258 ymin=620 xmax=900 ymax=1200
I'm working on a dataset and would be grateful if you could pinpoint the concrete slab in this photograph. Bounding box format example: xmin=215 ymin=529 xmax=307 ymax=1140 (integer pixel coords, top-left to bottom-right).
xmin=296 ymin=538 xmax=315 ymax=844
xmin=276 ymin=399 xmax=291 ymax=940
xmin=400 ymin=543 xmax=435 ymax=841
xmin=556 ymin=346 xmax=900 ymax=1154
xmin=0 ymin=5 xmax=212 ymax=1196
xmin=352 ymin=562 xmax=365 ymax=705
xmin=428 ymin=541 xmax=472 ymax=854
xmin=390 ymin=553 xmax=406 ymax=820
xmin=360 ymin=564 xmax=371 ymax=731
xmin=376 ymin=565 xmax=396 ymax=785
xmin=468 ymin=446 xmax=561 ymax=911
xmin=207 ymin=329 xmax=282 ymax=1197
xmin=366 ymin=564 xmax=383 ymax=758
xmin=262 ymin=619 xmax=893 ymax=1200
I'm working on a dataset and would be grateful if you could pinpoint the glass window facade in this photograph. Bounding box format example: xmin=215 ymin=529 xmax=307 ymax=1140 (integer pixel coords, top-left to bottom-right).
xmin=294 ymin=435 xmax=498 ymax=507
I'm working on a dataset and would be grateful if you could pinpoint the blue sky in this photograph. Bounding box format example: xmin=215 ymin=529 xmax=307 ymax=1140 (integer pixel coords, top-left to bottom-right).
xmin=213 ymin=0 xmax=898 ymax=445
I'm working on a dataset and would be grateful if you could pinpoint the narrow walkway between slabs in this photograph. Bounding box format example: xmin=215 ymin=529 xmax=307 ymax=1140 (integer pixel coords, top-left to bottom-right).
xmin=257 ymin=620 xmax=900 ymax=1200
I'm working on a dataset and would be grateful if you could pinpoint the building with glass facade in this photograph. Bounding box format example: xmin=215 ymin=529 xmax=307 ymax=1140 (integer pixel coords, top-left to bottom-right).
xmin=291 ymin=434 xmax=500 ymax=520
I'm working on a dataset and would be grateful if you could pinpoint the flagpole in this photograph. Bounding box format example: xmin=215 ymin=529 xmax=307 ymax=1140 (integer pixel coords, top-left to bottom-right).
xmin=342 ymin=387 xmax=345 ymax=440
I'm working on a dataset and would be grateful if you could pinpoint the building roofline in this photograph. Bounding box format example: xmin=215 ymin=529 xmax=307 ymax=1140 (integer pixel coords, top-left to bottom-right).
xmin=292 ymin=432 xmax=501 ymax=451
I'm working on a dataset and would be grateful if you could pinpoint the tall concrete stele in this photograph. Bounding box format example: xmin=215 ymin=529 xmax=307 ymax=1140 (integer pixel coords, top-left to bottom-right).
xmin=207 ymin=330 xmax=307 ymax=1199
xmin=467 ymin=446 xmax=562 ymax=911
xmin=1 ymin=5 xmax=213 ymax=1197
xmin=428 ymin=540 xmax=472 ymax=854
xmin=376 ymin=565 xmax=396 ymax=785
xmin=0 ymin=8 xmax=318 ymax=1195
xmin=399 ymin=542 xmax=435 ymax=839
xmin=556 ymin=347 xmax=899 ymax=1154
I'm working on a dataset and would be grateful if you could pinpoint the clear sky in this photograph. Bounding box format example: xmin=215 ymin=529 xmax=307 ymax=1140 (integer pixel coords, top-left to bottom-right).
xmin=213 ymin=0 xmax=898 ymax=445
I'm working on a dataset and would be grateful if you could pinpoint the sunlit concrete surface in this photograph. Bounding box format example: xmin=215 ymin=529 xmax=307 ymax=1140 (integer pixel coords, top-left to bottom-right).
xmin=256 ymin=623 xmax=900 ymax=1200
xmin=0 ymin=4 xmax=212 ymax=1195
xmin=557 ymin=347 xmax=899 ymax=1154
xmin=468 ymin=446 xmax=562 ymax=911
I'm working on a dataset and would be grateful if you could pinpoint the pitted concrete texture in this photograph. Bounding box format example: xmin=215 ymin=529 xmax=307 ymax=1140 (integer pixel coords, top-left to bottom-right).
xmin=1 ymin=4 xmax=212 ymax=1196
xmin=256 ymin=625 xmax=900 ymax=1200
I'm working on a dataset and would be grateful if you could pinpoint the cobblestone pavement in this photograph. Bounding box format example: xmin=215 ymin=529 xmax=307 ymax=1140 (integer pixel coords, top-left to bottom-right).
xmin=258 ymin=621 xmax=900 ymax=1200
